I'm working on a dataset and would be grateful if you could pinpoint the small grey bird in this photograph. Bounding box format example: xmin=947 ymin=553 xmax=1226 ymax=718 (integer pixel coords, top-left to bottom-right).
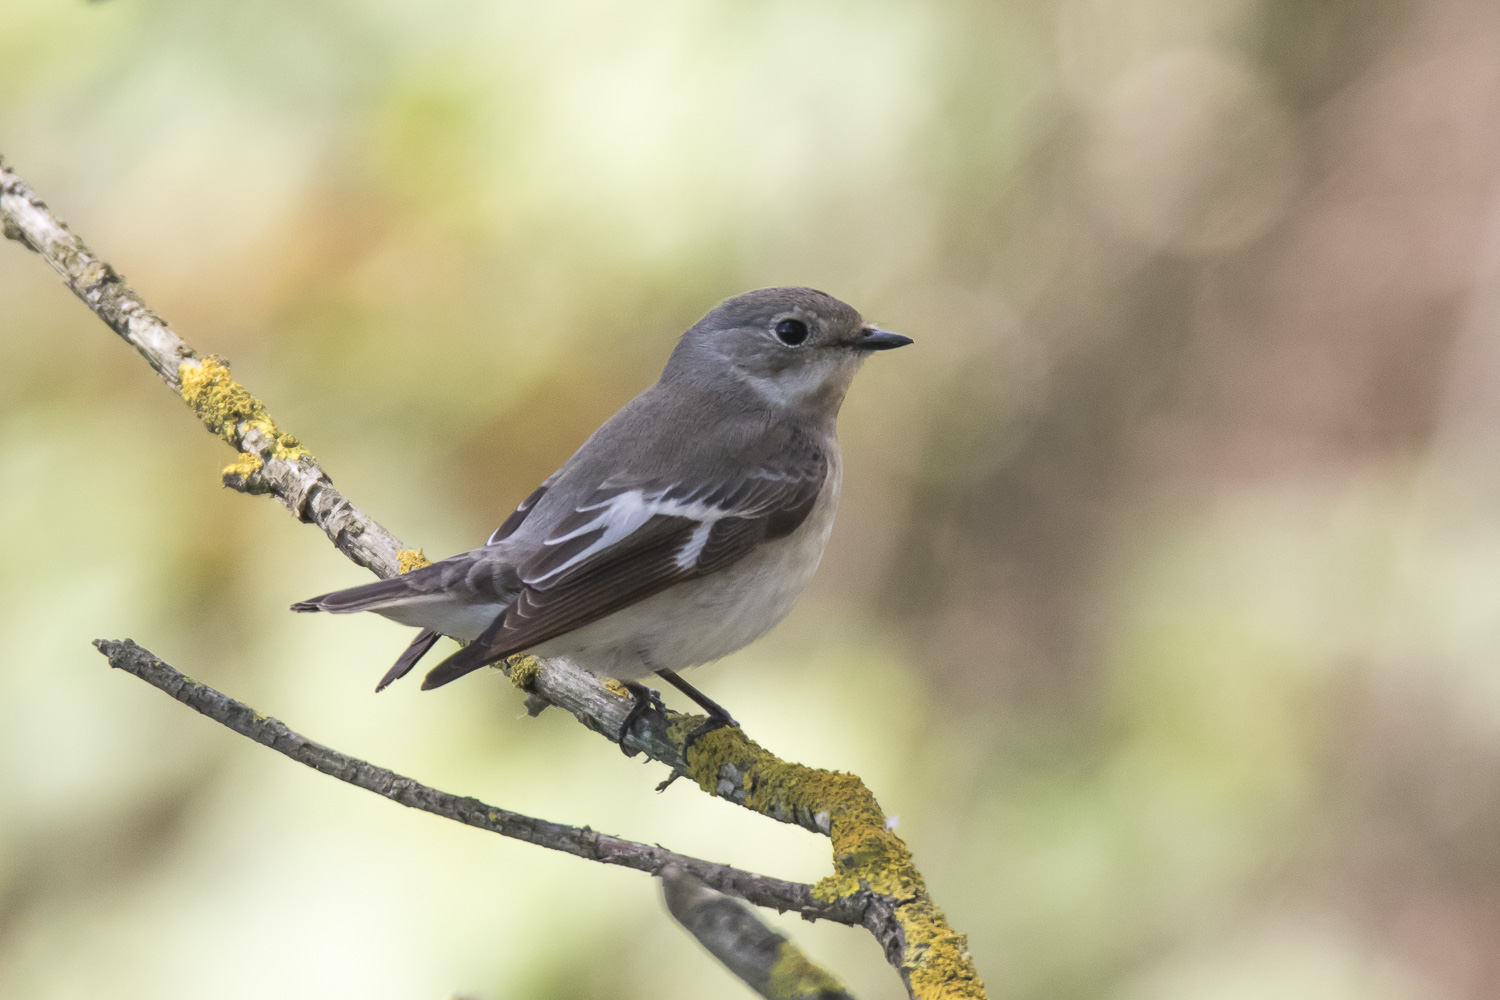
xmin=292 ymin=287 xmax=911 ymax=745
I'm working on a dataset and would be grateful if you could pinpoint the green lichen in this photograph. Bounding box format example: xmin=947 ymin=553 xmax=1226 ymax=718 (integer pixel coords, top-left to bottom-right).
xmin=506 ymin=655 xmax=540 ymax=691
xmin=767 ymin=940 xmax=848 ymax=999
xmin=683 ymin=727 xmax=987 ymax=999
xmin=178 ymin=357 xmax=310 ymax=463
xmin=397 ymin=548 xmax=431 ymax=573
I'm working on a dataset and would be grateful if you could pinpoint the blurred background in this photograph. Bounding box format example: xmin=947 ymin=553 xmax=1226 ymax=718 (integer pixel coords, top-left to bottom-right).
xmin=4 ymin=0 xmax=1500 ymax=997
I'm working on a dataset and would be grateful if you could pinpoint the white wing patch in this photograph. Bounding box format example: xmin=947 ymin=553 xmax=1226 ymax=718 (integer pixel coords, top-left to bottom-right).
xmin=526 ymin=488 xmax=714 ymax=584
xmin=526 ymin=477 xmax=796 ymax=586
xmin=676 ymin=520 xmax=715 ymax=570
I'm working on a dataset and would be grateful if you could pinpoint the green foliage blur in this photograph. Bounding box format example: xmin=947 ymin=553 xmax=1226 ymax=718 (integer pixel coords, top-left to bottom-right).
xmin=4 ymin=0 xmax=1500 ymax=998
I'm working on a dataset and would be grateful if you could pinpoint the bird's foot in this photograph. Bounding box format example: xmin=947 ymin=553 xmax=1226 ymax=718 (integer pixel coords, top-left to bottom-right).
xmin=617 ymin=680 xmax=667 ymax=756
xmin=653 ymin=667 xmax=742 ymax=756
xmin=683 ymin=705 xmax=739 ymax=755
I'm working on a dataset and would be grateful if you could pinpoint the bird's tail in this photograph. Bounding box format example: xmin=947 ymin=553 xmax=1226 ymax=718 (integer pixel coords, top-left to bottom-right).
xmin=292 ymin=561 xmax=508 ymax=692
xmin=291 ymin=575 xmax=421 ymax=614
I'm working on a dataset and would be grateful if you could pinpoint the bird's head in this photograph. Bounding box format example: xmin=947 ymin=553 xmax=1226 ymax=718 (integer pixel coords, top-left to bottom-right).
xmin=666 ymin=287 xmax=912 ymax=418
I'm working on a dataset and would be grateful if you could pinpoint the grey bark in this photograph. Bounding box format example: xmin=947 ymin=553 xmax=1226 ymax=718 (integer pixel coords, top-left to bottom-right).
xmin=93 ymin=638 xmax=864 ymax=926
xmin=661 ymin=864 xmax=856 ymax=999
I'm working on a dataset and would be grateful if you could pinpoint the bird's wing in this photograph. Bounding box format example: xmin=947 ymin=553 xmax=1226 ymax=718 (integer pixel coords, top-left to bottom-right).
xmin=486 ymin=475 xmax=555 ymax=545
xmin=418 ymin=442 xmax=828 ymax=689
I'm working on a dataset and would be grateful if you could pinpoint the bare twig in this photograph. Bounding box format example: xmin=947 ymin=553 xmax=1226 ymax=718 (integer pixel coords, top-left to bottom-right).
xmin=661 ymin=864 xmax=856 ymax=1000
xmin=3 ymin=155 xmax=987 ymax=999
xmin=93 ymin=638 xmax=863 ymax=925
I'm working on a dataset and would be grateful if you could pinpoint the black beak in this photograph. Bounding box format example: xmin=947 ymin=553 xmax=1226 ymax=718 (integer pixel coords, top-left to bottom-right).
xmin=853 ymin=326 xmax=914 ymax=351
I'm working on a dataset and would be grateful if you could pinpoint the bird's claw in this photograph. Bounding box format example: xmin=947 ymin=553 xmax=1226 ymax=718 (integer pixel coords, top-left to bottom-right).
xmin=617 ymin=680 xmax=666 ymax=756
xmin=682 ymin=709 xmax=739 ymax=756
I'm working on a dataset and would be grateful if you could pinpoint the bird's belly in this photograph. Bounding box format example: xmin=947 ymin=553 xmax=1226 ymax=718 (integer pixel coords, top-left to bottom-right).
xmin=533 ymin=480 xmax=839 ymax=678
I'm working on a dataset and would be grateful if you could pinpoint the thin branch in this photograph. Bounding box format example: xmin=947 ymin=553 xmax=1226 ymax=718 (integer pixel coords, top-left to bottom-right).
xmin=0 ymin=156 xmax=407 ymax=579
xmin=661 ymin=863 xmax=856 ymax=1000
xmin=3 ymin=155 xmax=987 ymax=999
xmin=93 ymin=638 xmax=862 ymax=925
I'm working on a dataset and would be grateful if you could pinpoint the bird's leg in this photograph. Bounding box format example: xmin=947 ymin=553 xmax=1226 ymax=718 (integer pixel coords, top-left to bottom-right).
xmin=616 ymin=680 xmax=666 ymax=756
xmin=655 ymin=668 xmax=740 ymax=751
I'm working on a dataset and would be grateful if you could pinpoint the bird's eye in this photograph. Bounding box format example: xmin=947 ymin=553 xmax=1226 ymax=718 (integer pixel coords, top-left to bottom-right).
xmin=774 ymin=318 xmax=809 ymax=346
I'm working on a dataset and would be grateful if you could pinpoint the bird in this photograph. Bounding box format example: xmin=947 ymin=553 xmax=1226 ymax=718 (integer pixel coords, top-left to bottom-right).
xmin=291 ymin=287 xmax=912 ymax=748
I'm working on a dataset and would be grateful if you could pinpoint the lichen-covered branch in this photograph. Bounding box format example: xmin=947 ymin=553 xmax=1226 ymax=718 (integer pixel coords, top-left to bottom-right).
xmin=4 ymin=156 xmax=987 ymax=998
xmin=673 ymin=726 xmax=980 ymax=999
xmin=660 ymin=863 xmax=855 ymax=1000
xmin=93 ymin=638 xmax=862 ymax=925
xmin=0 ymin=156 xmax=407 ymax=579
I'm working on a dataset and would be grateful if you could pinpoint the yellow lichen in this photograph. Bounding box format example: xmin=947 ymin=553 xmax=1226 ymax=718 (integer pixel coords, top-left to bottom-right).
xmin=178 ymin=357 xmax=310 ymax=463
xmin=767 ymin=940 xmax=847 ymax=999
xmin=506 ymin=655 xmax=540 ymax=691
xmin=603 ymin=678 xmax=631 ymax=699
xmin=665 ymin=712 xmax=706 ymax=746
xmin=905 ymin=923 xmax=985 ymax=999
xmin=682 ymin=727 xmax=987 ymax=999
xmin=397 ymin=548 xmax=431 ymax=573
xmin=221 ymin=452 xmax=263 ymax=481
